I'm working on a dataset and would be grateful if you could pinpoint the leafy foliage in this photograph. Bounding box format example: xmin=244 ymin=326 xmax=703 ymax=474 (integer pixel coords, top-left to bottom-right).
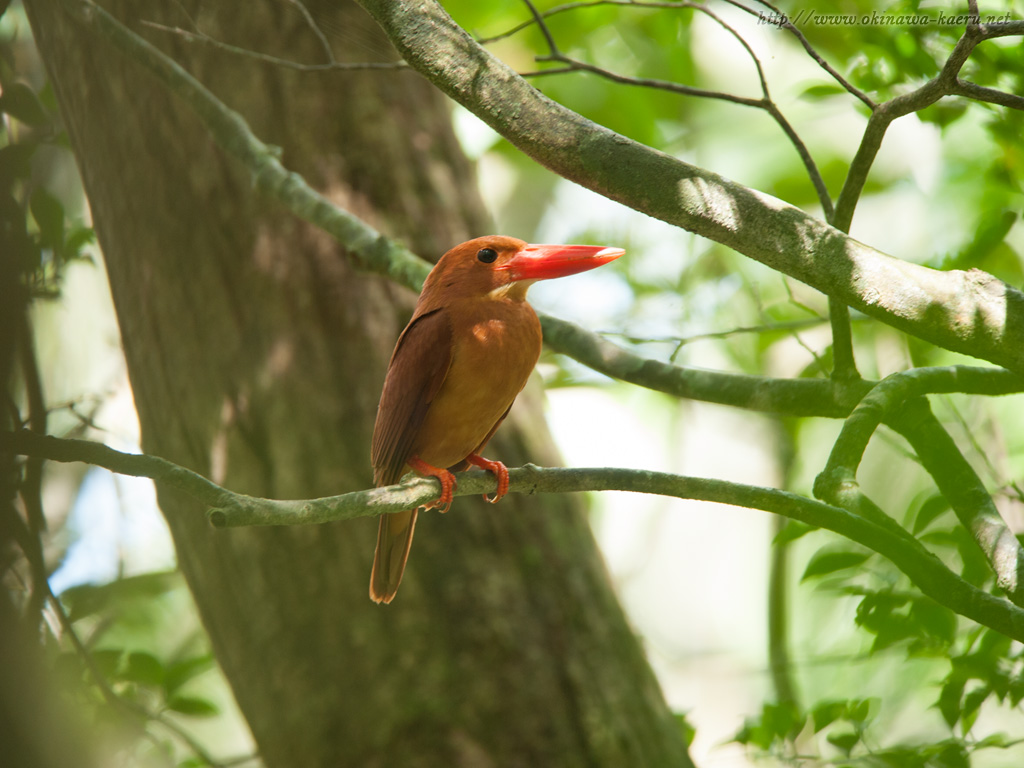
xmin=0 ymin=20 xmax=94 ymax=301
xmin=7 ymin=0 xmax=1024 ymax=766
xmin=441 ymin=1 xmax=1024 ymax=765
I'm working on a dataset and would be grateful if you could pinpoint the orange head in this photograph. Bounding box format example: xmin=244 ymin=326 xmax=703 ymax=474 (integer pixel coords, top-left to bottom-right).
xmin=417 ymin=235 xmax=624 ymax=309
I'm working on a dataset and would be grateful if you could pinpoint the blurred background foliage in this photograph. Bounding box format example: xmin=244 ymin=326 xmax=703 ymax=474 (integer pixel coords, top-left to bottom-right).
xmin=4 ymin=0 xmax=1024 ymax=765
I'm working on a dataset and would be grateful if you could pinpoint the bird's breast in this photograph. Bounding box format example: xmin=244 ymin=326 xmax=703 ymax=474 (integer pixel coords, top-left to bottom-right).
xmin=412 ymin=300 xmax=542 ymax=468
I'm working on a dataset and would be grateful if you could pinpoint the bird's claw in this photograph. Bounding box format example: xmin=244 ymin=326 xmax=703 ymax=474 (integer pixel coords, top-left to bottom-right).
xmin=408 ymin=455 xmax=456 ymax=513
xmin=466 ymin=454 xmax=509 ymax=504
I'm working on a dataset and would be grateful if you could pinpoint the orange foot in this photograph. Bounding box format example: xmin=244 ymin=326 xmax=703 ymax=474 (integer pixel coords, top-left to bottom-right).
xmin=466 ymin=454 xmax=509 ymax=504
xmin=408 ymin=455 xmax=456 ymax=513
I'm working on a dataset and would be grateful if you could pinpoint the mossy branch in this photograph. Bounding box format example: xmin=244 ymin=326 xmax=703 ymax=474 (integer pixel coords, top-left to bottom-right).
xmin=5 ymin=428 xmax=1024 ymax=641
xmin=815 ymin=367 xmax=1024 ymax=606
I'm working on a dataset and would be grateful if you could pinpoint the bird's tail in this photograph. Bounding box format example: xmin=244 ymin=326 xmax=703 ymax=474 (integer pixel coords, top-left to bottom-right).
xmin=369 ymin=509 xmax=418 ymax=604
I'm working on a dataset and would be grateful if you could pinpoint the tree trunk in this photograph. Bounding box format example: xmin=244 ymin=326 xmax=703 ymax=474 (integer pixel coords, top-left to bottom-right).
xmin=26 ymin=1 xmax=693 ymax=765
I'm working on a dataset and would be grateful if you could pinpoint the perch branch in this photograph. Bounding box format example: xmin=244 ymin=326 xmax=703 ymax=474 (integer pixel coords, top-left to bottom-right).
xmin=5 ymin=428 xmax=1024 ymax=641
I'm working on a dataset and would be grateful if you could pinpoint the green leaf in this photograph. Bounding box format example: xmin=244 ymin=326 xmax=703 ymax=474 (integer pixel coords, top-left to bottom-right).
xmin=961 ymin=686 xmax=989 ymax=734
xmin=743 ymin=701 xmax=806 ymax=745
xmin=974 ymin=732 xmax=1012 ymax=749
xmin=909 ymin=599 xmax=957 ymax=645
xmin=164 ymin=654 xmax=215 ymax=696
xmin=799 ymin=83 xmax=847 ymax=101
xmin=0 ymin=82 xmax=50 ymax=126
xmin=0 ymin=143 xmax=37 ymax=189
xmin=930 ymin=741 xmax=969 ymax=768
xmin=811 ymin=699 xmax=848 ymax=733
xmin=90 ymin=649 xmax=124 ymax=680
xmin=734 ymin=702 xmax=804 ymax=750
xmin=802 ymin=549 xmax=872 ymax=581
xmin=60 ymin=572 xmax=179 ymax=623
xmin=773 ymin=520 xmax=816 ymax=545
xmin=870 ymin=746 xmax=926 ymax=767
xmin=30 ymin=187 xmax=65 ymax=250
xmin=846 ymin=697 xmax=877 ymax=726
xmin=912 ymin=494 xmax=951 ymax=535
xmin=1009 ymin=672 xmax=1024 ymax=707
xmin=673 ymin=711 xmax=696 ymax=747
xmin=826 ymin=730 xmax=860 ymax=755
xmin=166 ymin=695 xmax=219 ymax=718
xmin=63 ymin=225 xmax=96 ymax=260
xmin=937 ymin=675 xmax=965 ymax=728
xmin=122 ymin=651 xmax=165 ymax=687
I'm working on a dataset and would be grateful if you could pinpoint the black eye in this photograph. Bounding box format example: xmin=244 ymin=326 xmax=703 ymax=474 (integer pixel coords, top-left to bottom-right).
xmin=477 ymin=247 xmax=498 ymax=264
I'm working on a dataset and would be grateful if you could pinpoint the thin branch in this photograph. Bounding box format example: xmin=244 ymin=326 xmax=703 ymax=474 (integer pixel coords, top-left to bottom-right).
xmin=889 ymin=399 xmax=1024 ymax=606
xmin=828 ymin=300 xmax=859 ymax=382
xmin=768 ymin=421 xmax=800 ymax=707
xmin=16 ymin=318 xmax=48 ymax=630
xmin=818 ymin=367 xmax=1024 ymax=483
xmin=527 ymin=54 xmax=766 ymax=108
xmin=721 ymin=0 xmax=875 ymax=108
xmin=951 ymin=79 xmax=1024 ymax=111
xmin=600 ymin=316 xmax=830 ymax=348
xmin=519 ymin=0 xmax=835 ymax=217
xmin=480 ymin=0 xmax=704 ymax=44
xmin=141 ymin=21 xmax=409 ymax=72
xmin=815 ymin=367 xmax=1024 ymax=605
xmin=541 ymin=315 xmax=870 ymax=417
xmin=282 ymin=0 xmax=336 ymax=65
xmin=6 ymin=428 xmax=1024 ymax=642
xmin=520 ymin=0 xmax=559 ymax=57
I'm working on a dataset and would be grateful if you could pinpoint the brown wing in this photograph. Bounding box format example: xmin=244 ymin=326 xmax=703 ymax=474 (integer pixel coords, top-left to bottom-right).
xmin=370 ymin=308 xmax=453 ymax=487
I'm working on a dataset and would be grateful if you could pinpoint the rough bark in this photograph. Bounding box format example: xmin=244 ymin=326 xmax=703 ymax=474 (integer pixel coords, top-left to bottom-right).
xmin=25 ymin=0 xmax=692 ymax=765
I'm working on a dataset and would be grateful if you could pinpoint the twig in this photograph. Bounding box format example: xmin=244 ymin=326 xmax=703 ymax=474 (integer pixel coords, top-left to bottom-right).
xmin=520 ymin=0 xmax=559 ymax=57
xmin=600 ymin=316 xmax=829 ymax=347
xmin=282 ymin=0 xmax=336 ymax=65
xmin=141 ymin=21 xmax=409 ymax=72
xmin=17 ymin=318 xmax=48 ymax=630
xmin=480 ymin=0 xmax=700 ymax=44
xmin=724 ymin=0 xmax=876 ymax=108
xmin=828 ymin=300 xmax=859 ymax=382
xmin=519 ymin=0 xmax=835 ymax=216
xmin=768 ymin=421 xmax=800 ymax=706
xmin=542 ymin=315 xmax=869 ymax=416
xmin=524 ymin=57 xmax=764 ymax=107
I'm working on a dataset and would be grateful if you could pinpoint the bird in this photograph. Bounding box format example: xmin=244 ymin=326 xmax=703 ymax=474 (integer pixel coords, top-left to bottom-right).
xmin=369 ymin=235 xmax=624 ymax=603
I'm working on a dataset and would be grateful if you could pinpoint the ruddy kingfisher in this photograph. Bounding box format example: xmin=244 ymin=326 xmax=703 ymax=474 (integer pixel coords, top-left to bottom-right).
xmin=369 ymin=235 xmax=624 ymax=603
